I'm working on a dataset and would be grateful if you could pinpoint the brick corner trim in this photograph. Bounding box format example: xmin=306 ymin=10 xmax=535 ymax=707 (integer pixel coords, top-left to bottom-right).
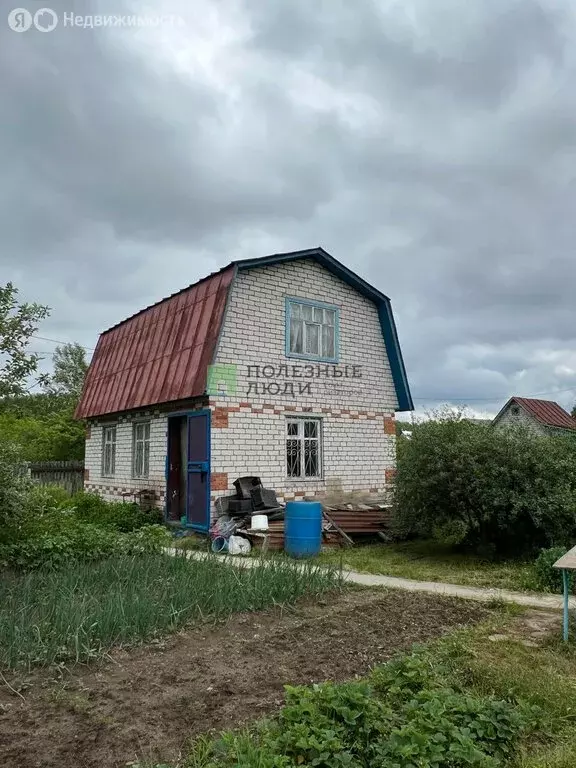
xmin=212 ymin=407 xmax=229 ymax=428
xmin=211 ymin=472 xmax=229 ymax=491
xmin=383 ymin=415 xmax=396 ymax=435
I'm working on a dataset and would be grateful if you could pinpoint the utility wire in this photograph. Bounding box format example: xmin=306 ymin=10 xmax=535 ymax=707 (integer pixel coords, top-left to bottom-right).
xmin=30 ymin=335 xmax=95 ymax=352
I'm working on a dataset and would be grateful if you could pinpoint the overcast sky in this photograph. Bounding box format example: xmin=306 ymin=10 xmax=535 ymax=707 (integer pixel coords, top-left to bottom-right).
xmin=2 ymin=0 xmax=575 ymax=416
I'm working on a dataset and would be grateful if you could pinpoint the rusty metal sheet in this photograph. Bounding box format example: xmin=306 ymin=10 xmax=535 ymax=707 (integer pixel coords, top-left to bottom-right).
xmin=514 ymin=398 xmax=576 ymax=431
xmin=76 ymin=266 xmax=235 ymax=419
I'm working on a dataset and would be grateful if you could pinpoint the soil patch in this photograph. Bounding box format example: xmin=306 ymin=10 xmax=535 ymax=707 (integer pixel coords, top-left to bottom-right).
xmin=0 ymin=589 xmax=487 ymax=768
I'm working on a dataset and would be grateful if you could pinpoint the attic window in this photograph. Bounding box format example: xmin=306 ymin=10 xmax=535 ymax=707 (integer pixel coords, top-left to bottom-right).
xmin=286 ymin=298 xmax=339 ymax=363
xmin=511 ymin=405 xmax=520 ymax=415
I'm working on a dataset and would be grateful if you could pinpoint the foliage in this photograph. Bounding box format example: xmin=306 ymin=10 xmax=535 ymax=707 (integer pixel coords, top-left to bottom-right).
xmin=42 ymin=342 xmax=88 ymax=398
xmin=0 ymin=554 xmax=341 ymax=669
xmin=0 ymin=442 xmax=31 ymax=545
xmin=0 ymin=282 xmax=50 ymax=398
xmin=180 ymin=649 xmax=539 ymax=768
xmin=70 ymin=491 xmax=164 ymax=531
xmin=25 ymin=482 xmax=73 ymax=513
xmin=0 ymin=450 xmax=165 ymax=567
xmin=0 ymin=517 xmax=171 ymax=570
xmin=531 ymin=547 xmax=572 ymax=593
xmin=0 ymin=402 xmax=85 ymax=461
xmin=394 ymin=412 xmax=576 ymax=556
xmin=0 ymin=390 xmax=85 ymax=461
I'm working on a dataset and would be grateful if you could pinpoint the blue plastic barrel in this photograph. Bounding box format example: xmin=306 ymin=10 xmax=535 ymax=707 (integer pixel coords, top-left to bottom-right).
xmin=284 ymin=501 xmax=322 ymax=558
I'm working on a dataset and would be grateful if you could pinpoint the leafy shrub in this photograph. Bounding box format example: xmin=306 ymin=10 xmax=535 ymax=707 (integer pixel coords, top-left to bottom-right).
xmin=531 ymin=547 xmax=572 ymax=593
xmin=183 ymin=650 xmax=540 ymax=767
xmin=0 ymin=442 xmax=32 ymax=545
xmin=0 ymin=510 xmax=171 ymax=569
xmin=71 ymin=491 xmax=163 ymax=531
xmin=394 ymin=413 xmax=576 ymax=556
xmin=26 ymin=483 xmax=72 ymax=515
xmin=0 ymin=393 xmax=85 ymax=461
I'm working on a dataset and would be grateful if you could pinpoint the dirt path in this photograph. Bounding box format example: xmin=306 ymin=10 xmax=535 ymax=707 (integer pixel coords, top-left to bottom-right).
xmin=0 ymin=590 xmax=487 ymax=768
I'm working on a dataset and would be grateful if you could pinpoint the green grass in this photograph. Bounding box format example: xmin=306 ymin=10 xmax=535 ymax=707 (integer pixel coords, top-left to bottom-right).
xmin=0 ymin=553 xmax=341 ymax=670
xmin=437 ymin=617 xmax=576 ymax=767
xmin=171 ymin=534 xmax=210 ymax=551
xmin=317 ymin=539 xmax=536 ymax=591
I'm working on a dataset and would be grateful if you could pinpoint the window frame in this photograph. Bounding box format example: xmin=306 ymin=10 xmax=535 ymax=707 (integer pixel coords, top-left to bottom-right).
xmin=285 ymin=416 xmax=323 ymax=480
xmin=285 ymin=297 xmax=340 ymax=363
xmin=101 ymin=424 xmax=117 ymax=478
xmin=132 ymin=421 xmax=151 ymax=479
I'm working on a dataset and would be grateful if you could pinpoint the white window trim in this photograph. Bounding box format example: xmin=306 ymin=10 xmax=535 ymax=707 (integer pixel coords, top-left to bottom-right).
xmin=132 ymin=421 xmax=151 ymax=479
xmin=285 ymin=297 xmax=340 ymax=363
xmin=101 ymin=424 xmax=117 ymax=478
xmin=285 ymin=416 xmax=323 ymax=480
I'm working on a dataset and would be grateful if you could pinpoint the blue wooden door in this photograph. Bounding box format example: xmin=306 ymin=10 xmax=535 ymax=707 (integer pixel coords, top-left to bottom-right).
xmin=187 ymin=411 xmax=211 ymax=530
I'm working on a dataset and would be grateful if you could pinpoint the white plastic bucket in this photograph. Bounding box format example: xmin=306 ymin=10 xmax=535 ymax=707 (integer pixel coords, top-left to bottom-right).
xmin=250 ymin=514 xmax=269 ymax=531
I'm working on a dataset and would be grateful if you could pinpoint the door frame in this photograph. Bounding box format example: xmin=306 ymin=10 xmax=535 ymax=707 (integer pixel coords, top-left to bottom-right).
xmin=165 ymin=409 xmax=211 ymax=531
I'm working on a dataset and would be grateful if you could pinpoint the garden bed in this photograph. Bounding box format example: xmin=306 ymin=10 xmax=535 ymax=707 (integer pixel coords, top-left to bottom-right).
xmin=0 ymin=589 xmax=486 ymax=768
xmin=0 ymin=553 xmax=340 ymax=669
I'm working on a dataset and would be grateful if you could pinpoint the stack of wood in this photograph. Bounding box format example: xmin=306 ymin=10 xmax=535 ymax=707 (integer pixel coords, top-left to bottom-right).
xmin=244 ymin=504 xmax=393 ymax=552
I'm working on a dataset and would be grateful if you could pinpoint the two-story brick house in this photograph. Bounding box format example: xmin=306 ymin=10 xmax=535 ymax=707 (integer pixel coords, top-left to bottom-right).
xmin=76 ymin=248 xmax=413 ymax=530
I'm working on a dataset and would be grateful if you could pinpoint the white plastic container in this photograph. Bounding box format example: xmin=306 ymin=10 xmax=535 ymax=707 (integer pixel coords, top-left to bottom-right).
xmin=250 ymin=514 xmax=269 ymax=531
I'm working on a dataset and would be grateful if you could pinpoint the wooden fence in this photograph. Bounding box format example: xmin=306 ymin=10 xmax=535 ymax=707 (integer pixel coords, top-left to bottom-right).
xmin=28 ymin=461 xmax=85 ymax=494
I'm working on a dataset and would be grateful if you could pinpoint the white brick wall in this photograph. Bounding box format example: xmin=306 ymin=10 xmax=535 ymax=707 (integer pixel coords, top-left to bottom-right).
xmin=494 ymin=404 xmax=547 ymax=435
xmin=211 ymin=258 xmax=398 ymax=499
xmin=83 ymin=257 xmax=403 ymax=513
xmin=84 ymin=410 xmax=168 ymax=505
xmin=216 ymin=260 xmax=398 ymax=411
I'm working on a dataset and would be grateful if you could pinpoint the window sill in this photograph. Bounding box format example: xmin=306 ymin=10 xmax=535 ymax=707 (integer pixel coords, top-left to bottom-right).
xmin=285 ymin=352 xmax=339 ymax=364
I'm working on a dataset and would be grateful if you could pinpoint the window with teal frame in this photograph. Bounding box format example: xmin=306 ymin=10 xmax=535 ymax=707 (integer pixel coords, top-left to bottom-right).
xmin=285 ymin=297 xmax=340 ymax=363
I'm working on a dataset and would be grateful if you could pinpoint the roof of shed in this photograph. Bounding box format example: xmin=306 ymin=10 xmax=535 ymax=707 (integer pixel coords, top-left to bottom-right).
xmin=75 ymin=247 xmax=413 ymax=418
xmin=495 ymin=397 xmax=576 ymax=431
xmin=75 ymin=265 xmax=235 ymax=418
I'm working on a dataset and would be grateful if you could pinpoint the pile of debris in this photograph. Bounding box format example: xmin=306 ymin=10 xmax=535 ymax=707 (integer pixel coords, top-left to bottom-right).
xmin=210 ymin=476 xmax=284 ymax=554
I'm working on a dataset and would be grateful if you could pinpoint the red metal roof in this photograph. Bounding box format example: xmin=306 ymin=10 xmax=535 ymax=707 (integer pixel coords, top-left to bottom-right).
xmin=75 ymin=266 xmax=235 ymax=419
xmin=513 ymin=397 xmax=576 ymax=430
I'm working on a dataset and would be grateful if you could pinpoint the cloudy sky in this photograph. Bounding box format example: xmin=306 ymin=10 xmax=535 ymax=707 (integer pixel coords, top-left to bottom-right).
xmin=1 ymin=0 xmax=575 ymax=416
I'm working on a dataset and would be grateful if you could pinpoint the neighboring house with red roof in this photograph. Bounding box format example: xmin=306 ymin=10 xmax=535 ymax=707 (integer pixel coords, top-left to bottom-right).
xmin=492 ymin=397 xmax=576 ymax=436
xmin=76 ymin=248 xmax=413 ymax=531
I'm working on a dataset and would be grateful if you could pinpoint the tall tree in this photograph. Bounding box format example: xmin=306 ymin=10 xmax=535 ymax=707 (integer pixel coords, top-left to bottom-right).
xmin=45 ymin=342 xmax=88 ymax=398
xmin=0 ymin=283 xmax=50 ymax=398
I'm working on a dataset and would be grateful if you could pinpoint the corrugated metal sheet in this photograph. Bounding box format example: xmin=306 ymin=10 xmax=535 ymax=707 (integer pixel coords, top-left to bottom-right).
xmin=514 ymin=397 xmax=576 ymax=430
xmin=75 ymin=266 xmax=235 ymax=419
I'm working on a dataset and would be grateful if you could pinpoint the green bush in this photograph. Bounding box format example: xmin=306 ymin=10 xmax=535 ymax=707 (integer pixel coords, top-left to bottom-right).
xmin=531 ymin=547 xmax=572 ymax=593
xmin=26 ymin=483 xmax=73 ymax=515
xmin=394 ymin=413 xmax=576 ymax=556
xmin=71 ymin=491 xmax=163 ymax=531
xmin=0 ymin=443 xmax=32 ymax=545
xmin=0 ymin=518 xmax=170 ymax=570
xmin=182 ymin=650 xmax=540 ymax=767
xmin=0 ymin=393 xmax=85 ymax=461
